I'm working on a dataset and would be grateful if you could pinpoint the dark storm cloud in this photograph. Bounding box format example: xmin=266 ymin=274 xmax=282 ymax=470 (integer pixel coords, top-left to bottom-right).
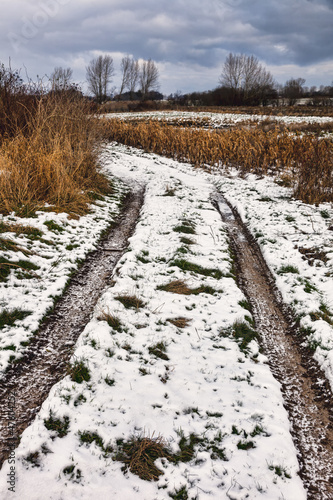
xmin=0 ymin=0 xmax=332 ymax=93
xmin=235 ymin=0 xmax=333 ymax=65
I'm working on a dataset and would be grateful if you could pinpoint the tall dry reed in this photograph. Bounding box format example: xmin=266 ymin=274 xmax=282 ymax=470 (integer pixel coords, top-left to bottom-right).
xmin=102 ymin=118 xmax=333 ymax=204
xmin=0 ymin=94 xmax=110 ymax=215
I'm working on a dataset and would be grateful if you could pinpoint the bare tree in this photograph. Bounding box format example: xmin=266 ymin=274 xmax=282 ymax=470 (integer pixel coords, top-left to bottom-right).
xmin=119 ymin=56 xmax=139 ymax=98
xmin=50 ymin=66 xmax=73 ymax=91
xmin=219 ymin=53 xmax=275 ymax=104
xmin=283 ymin=77 xmax=306 ymax=105
xmin=119 ymin=55 xmax=131 ymax=96
xmin=86 ymin=55 xmax=115 ymax=103
xmin=139 ymin=59 xmax=159 ymax=99
xmin=219 ymin=53 xmax=244 ymax=90
xmin=127 ymin=58 xmax=140 ymax=95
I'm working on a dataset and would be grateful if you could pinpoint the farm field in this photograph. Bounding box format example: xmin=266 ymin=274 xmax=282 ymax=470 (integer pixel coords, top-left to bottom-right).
xmin=104 ymin=109 xmax=333 ymax=128
xmin=0 ymin=110 xmax=332 ymax=499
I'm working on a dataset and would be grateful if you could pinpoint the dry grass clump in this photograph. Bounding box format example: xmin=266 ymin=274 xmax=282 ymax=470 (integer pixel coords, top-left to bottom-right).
xmin=0 ymin=221 xmax=43 ymax=237
xmin=157 ymin=279 xmax=193 ymax=295
xmin=0 ymin=236 xmax=32 ymax=255
xmin=97 ymin=309 xmax=123 ymax=332
xmin=115 ymin=434 xmax=170 ymax=481
xmin=102 ymin=118 xmax=333 ymax=204
xmin=115 ymin=293 xmax=146 ymax=309
xmin=158 ymin=279 xmax=221 ymax=296
xmin=0 ymin=94 xmax=110 ymax=215
xmin=167 ymin=317 xmax=192 ymax=328
xmin=293 ymin=139 xmax=333 ymax=204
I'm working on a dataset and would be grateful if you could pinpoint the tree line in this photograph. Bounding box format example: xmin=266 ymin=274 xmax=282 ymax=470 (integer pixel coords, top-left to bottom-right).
xmin=9 ymin=55 xmax=162 ymax=104
xmin=2 ymin=53 xmax=332 ymax=108
xmin=168 ymin=53 xmax=333 ymax=107
xmin=85 ymin=55 xmax=161 ymax=103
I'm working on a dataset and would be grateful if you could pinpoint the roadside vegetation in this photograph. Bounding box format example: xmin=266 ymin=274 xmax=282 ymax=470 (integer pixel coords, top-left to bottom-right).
xmin=0 ymin=64 xmax=111 ymax=217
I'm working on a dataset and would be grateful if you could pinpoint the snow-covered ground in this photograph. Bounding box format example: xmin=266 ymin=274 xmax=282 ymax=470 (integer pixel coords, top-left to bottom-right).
xmin=0 ymin=180 xmax=128 ymax=373
xmin=1 ymin=115 xmax=332 ymax=497
xmin=4 ymin=141 xmax=333 ymax=498
xmin=215 ymin=172 xmax=333 ymax=388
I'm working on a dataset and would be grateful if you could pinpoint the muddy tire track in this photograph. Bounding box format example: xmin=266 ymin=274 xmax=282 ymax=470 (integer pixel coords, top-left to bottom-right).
xmin=0 ymin=186 xmax=145 ymax=469
xmin=213 ymin=194 xmax=333 ymax=500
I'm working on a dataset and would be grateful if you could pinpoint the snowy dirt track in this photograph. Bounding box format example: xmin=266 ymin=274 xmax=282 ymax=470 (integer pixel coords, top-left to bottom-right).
xmin=0 ymin=187 xmax=145 ymax=469
xmin=0 ymin=143 xmax=332 ymax=499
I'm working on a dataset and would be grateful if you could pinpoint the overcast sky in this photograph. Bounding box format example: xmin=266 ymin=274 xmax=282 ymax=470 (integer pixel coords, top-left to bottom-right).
xmin=1 ymin=0 xmax=332 ymax=96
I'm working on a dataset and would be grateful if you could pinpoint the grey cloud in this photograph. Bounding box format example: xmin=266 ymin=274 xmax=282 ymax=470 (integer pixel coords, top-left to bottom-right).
xmin=0 ymin=0 xmax=332 ymax=94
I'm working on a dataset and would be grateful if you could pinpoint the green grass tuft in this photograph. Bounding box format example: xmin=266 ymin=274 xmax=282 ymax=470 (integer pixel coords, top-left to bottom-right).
xmin=268 ymin=464 xmax=291 ymax=479
xmin=220 ymin=320 xmax=259 ymax=354
xmin=170 ymin=259 xmax=223 ymax=279
xmin=0 ymin=257 xmax=39 ymax=281
xmin=237 ymin=440 xmax=255 ymax=450
xmin=179 ymin=236 xmax=196 ymax=245
xmin=173 ymin=221 xmax=196 ymax=235
xmin=277 ymin=264 xmax=299 ymax=275
xmin=148 ymin=341 xmax=169 ymax=360
xmin=169 ymin=485 xmax=190 ymax=500
xmin=68 ymin=359 xmax=91 ymax=383
xmin=44 ymin=411 xmax=70 ymax=438
xmin=44 ymin=220 xmax=64 ymax=233
xmin=320 ymin=209 xmax=330 ymax=219
xmin=0 ymin=308 xmax=31 ymax=329
xmin=78 ymin=431 xmax=112 ymax=454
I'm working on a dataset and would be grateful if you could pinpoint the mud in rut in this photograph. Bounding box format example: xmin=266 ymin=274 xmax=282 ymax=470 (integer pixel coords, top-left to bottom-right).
xmin=213 ymin=195 xmax=333 ymax=500
xmin=0 ymin=186 xmax=145 ymax=469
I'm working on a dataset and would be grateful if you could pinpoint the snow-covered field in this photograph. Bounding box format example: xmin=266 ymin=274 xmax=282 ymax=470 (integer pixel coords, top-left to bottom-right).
xmin=105 ymin=109 xmax=333 ymax=128
xmin=1 ymin=138 xmax=333 ymax=498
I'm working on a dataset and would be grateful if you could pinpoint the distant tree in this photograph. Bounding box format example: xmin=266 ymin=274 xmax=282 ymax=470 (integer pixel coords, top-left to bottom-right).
xmin=118 ymin=56 xmax=139 ymax=99
xmin=283 ymin=77 xmax=306 ymax=105
xmin=167 ymin=90 xmax=185 ymax=106
xmin=86 ymin=55 xmax=115 ymax=103
xmin=139 ymin=59 xmax=159 ymax=100
xmin=219 ymin=53 xmax=244 ymax=91
xmin=219 ymin=53 xmax=275 ymax=105
xmin=50 ymin=66 xmax=73 ymax=91
xmin=127 ymin=58 xmax=140 ymax=96
xmin=119 ymin=55 xmax=131 ymax=97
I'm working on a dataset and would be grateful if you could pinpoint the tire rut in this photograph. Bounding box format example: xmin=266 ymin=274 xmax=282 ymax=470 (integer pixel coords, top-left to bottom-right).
xmin=0 ymin=186 xmax=145 ymax=470
xmin=213 ymin=194 xmax=333 ymax=500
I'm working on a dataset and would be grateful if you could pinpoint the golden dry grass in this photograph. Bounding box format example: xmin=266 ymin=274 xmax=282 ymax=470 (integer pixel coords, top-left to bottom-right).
xmin=157 ymin=279 xmax=193 ymax=295
xmin=116 ymin=434 xmax=169 ymax=481
xmin=0 ymin=94 xmax=110 ymax=215
xmin=167 ymin=317 xmax=192 ymax=328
